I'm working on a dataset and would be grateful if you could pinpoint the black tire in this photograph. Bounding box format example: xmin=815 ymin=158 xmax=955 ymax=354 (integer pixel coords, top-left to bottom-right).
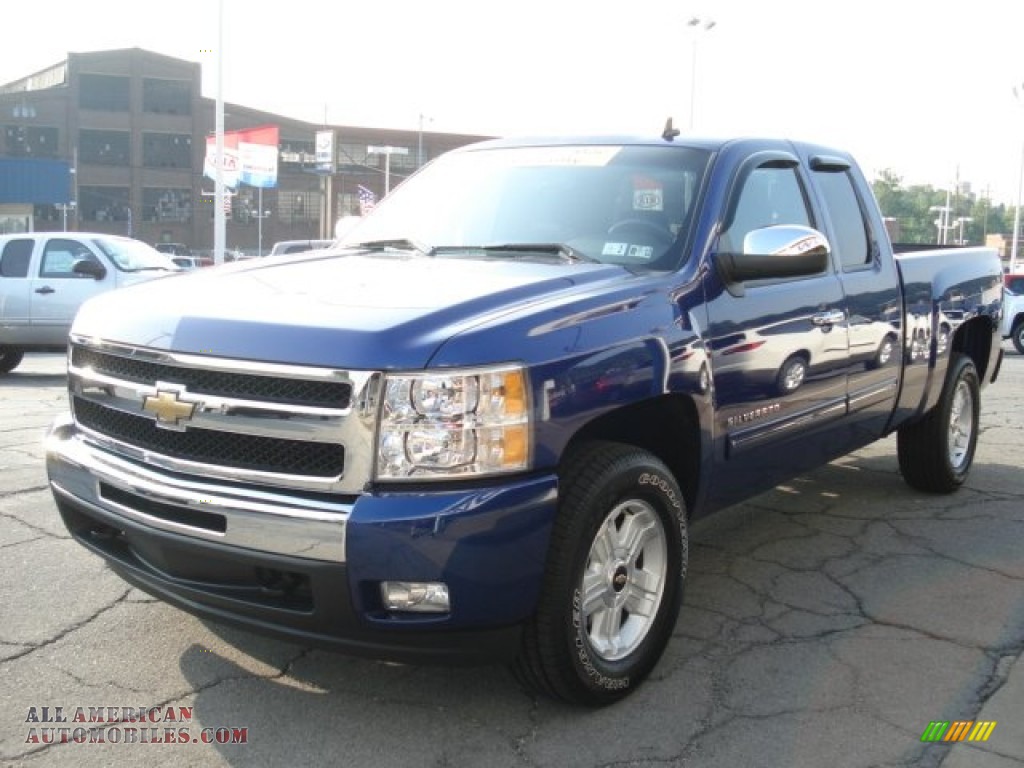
xmin=897 ymin=354 xmax=980 ymax=493
xmin=512 ymin=441 xmax=687 ymax=706
xmin=1012 ymin=321 xmax=1024 ymax=355
xmin=776 ymin=354 xmax=807 ymax=394
xmin=0 ymin=346 xmax=25 ymax=374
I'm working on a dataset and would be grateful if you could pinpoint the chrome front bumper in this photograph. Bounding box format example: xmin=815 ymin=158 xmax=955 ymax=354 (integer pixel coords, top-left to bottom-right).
xmin=45 ymin=413 xmax=351 ymax=563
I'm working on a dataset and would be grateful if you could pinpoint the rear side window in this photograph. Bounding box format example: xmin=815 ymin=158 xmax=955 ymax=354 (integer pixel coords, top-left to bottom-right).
xmin=0 ymin=239 xmax=33 ymax=277
xmin=813 ymin=169 xmax=871 ymax=269
xmin=40 ymin=239 xmax=101 ymax=278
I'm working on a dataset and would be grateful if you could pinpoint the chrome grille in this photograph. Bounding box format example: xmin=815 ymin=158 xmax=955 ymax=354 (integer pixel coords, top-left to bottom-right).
xmin=71 ymin=346 xmax=351 ymax=408
xmin=73 ymin=399 xmax=345 ymax=477
xmin=67 ymin=336 xmax=380 ymax=493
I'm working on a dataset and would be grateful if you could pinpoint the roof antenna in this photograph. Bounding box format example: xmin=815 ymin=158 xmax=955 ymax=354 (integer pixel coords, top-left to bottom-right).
xmin=662 ymin=117 xmax=680 ymax=141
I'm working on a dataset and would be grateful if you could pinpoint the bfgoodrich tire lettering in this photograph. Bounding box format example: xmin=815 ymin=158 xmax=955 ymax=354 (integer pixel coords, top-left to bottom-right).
xmin=897 ymin=353 xmax=980 ymax=493
xmin=513 ymin=441 xmax=687 ymax=706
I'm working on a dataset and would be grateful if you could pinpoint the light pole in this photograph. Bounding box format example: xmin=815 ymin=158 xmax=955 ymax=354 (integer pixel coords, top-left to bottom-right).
xmin=1011 ymin=84 xmax=1024 ymax=272
xmin=253 ymin=187 xmax=271 ymax=256
xmin=929 ymin=203 xmax=952 ymax=245
xmin=417 ymin=114 xmax=433 ymax=169
xmin=368 ymin=145 xmax=409 ymax=195
xmin=687 ymin=17 xmax=716 ymax=131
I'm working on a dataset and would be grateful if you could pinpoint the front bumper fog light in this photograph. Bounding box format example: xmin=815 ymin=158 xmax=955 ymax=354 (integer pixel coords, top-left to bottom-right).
xmin=381 ymin=581 xmax=450 ymax=613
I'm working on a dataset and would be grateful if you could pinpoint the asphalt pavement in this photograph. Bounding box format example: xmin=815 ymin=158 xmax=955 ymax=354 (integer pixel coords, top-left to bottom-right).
xmin=1 ymin=348 xmax=1022 ymax=768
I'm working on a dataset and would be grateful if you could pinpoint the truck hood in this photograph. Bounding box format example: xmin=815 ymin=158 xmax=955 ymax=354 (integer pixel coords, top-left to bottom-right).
xmin=72 ymin=252 xmax=630 ymax=369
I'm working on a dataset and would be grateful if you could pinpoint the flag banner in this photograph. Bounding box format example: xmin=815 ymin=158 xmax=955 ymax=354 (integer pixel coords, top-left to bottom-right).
xmin=357 ymin=185 xmax=376 ymax=216
xmin=204 ymin=125 xmax=279 ymax=189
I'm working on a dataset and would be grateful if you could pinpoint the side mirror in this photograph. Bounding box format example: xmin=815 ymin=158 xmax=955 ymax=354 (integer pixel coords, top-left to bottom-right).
xmin=72 ymin=259 xmax=107 ymax=280
xmin=717 ymin=225 xmax=831 ymax=284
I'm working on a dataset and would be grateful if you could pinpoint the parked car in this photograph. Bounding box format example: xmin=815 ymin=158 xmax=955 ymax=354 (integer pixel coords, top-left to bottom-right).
xmin=45 ymin=134 xmax=1004 ymax=705
xmin=0 ymin=233 xmax=180 ymax=373
xmin=1001 ymin=283 xmax=1024 ymax=353
xmin=1005 ymin=272 xmax=1024 ymax=295
xmin=154 ymin=242 xmax=192 ymax=257
xmin=171 ymin=256 xmax=205 ymax=270
xmin=268 ymin=239 xmax=334 ymax=256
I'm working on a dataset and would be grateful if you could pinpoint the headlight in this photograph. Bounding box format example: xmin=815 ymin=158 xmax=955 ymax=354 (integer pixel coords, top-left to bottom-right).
xmin=376 ymin=365 xmax=530 ymax=480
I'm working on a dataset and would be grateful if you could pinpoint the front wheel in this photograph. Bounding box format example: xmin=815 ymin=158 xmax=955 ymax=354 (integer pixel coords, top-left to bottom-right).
xmin=1012 ymin=321 xmax=1024 ymax=355
xmin=897 ymin=354 xmax=980 ymax=493
xmin=513 ymin=441 xmax=687 ymax=706
xmin=0 ymin=346 xmax=25 ymax=374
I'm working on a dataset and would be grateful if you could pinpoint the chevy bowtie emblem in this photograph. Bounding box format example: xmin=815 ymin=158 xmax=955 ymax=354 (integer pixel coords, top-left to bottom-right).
xmin=142 ymin=389 xmax=198 ymax=430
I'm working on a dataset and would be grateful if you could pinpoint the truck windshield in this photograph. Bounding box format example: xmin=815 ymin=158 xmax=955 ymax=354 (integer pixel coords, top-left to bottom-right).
xmin=341 ymin=144 xmax=711 ymax=270
xmin=92 ymin=237 xmax=179 ymax=272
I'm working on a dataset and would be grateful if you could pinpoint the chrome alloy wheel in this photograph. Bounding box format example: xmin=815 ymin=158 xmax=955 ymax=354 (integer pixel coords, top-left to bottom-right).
xmin=948 ymin=379 xmax=975 ymax=471
xmin=579 ymin=499 xmax=668 ymax=662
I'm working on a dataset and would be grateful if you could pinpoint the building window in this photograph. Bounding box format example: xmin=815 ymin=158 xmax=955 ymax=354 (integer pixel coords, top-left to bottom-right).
xmin=79 ymin=129 xmax=130 ymax=167
xmin=79 ymin=186 xmax=131 ymax=223
xmin=79 ymin=74 xmax=130 ymax=111
xmin=143 ymin=133 xmax=192 ymax=169
xmin=278 ymin=190 xmax=319 ymax=222
xmin=143 ymin=188 xmax=192 ymax=222
xmin=4 ymin=125 xmax=59 ymax=158
xmin=142 ymin=78 xmax=192 ymax=115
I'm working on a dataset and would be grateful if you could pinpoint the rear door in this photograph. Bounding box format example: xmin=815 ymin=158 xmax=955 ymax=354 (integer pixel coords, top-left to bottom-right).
xmin=808 ymin=156 xmax=902 ymax=438
xmin=29 ymin=237 xmax=110 ymax=344
xmin=704 ymin=153 xmax=852 ymax=504
xmin=0 ymin=238 xmax=38 ymax=343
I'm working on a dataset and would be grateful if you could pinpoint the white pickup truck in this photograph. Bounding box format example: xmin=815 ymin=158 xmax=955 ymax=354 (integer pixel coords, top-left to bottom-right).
xmin=0 ymin=232 xmax=180 ymax=373
xmin=1002 ymin=279 xmax=1024 ymax=353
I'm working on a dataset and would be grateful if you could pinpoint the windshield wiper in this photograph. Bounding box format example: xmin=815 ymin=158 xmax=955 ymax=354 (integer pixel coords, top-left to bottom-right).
xmin=434 ymin=243 xmax=595 ymax=263
xmin=348 ymin=238 xmax=435 ymax=257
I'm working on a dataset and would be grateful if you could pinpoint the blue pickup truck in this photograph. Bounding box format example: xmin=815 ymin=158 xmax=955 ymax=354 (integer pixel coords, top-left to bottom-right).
xmin=46 ymin=132 xmax=1004 ymax=706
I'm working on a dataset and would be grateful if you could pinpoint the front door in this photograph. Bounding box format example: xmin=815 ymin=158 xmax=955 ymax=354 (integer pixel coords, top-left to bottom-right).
xmin=704 ymin=159 xmax=851 ymax=507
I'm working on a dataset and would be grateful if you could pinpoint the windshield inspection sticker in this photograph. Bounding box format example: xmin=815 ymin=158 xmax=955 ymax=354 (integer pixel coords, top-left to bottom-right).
xmin=632 ymin=175 xmax=664 ymax=211
xmin=602 ymin=242 xmax=629 ymax=257
xmin=628 ymin=244 xmax=655 ymax=260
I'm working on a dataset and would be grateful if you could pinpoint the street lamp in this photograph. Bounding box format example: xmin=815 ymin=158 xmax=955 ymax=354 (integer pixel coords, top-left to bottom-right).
xmin=1011 ymin=84 xmax=1024 ymax=272
xmin=368 ymin=145 xmax=409 ymax=195
xmin=687 ymin=17 xmax=717 ymax=131
xmin=954 ymin=216 xmax=973 ymax=245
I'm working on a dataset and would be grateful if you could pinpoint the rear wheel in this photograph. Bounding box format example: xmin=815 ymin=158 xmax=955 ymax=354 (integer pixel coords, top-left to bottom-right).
xmin=513 ymin=441 xmax=687 ymax=706
xmin=897 ymin=354 xmax=980 ymax=493
xmin=0 ymin=346 xmax=25 ymax=374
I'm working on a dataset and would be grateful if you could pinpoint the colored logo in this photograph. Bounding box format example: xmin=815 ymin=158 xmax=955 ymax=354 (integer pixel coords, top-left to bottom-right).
xmin=920 ymin=721 xmax=997 ymax=743
xmin=142 ymin=389 xmax=198 ymax=431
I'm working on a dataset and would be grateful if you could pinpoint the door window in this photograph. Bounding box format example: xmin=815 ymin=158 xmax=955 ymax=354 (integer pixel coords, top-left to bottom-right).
xmin=40 ymin=239 xmax=101 ymax=278
xmin=721 ymin=166 xmax=812 ymax=255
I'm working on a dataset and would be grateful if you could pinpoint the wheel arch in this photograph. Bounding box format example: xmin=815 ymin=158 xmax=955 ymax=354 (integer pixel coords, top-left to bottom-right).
xmin=561 ymin=394 xmax=704 ymax=516
xmin=951 ymin=315 xmax=997 ymax=383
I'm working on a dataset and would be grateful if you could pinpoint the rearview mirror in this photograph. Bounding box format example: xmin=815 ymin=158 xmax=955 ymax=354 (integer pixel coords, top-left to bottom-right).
xmin=717 ymin=225 xmax=830 ymax=284
xmin=72 ymin=259 xmax=107 ymax=280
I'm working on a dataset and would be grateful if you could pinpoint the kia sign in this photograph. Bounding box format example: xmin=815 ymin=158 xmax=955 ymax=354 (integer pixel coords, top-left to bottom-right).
xmin=204 ymin=125 xmax=279 ymax=189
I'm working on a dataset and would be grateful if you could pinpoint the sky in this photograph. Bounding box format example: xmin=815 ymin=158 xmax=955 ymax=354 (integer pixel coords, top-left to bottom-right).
xmin=3 ymin=0 xmax=1024 ymax=204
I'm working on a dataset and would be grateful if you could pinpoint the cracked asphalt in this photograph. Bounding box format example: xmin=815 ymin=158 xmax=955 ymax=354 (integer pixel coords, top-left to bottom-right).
xmin=1 ymin=348 xmax=1021 ymax=768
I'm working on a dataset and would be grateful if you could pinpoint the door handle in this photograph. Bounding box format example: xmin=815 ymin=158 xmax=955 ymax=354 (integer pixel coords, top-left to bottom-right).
xmin=34 ymin=286 xmax=56 ymax=295
xmin=812 ymin=309 xmax=846 ymax=326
